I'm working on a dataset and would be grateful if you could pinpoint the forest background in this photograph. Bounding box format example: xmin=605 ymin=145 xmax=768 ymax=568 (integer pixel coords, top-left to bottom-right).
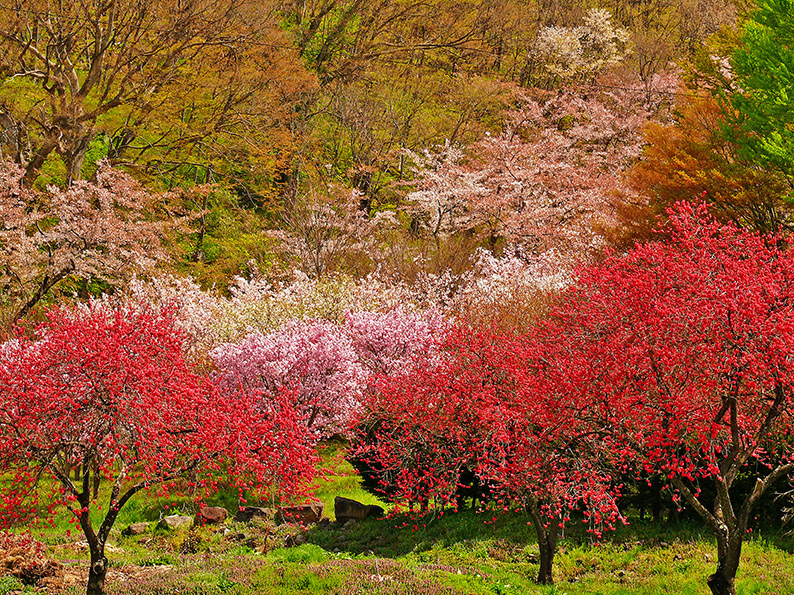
xmin=2 ymin=0 xmax=782 ymax=317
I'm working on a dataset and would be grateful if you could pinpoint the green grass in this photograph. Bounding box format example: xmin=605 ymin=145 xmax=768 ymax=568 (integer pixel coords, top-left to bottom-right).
xmin=7 ymin=443 xmax=794 ymax=594
xmin=311 ymin=440 xmax=389 ymax=521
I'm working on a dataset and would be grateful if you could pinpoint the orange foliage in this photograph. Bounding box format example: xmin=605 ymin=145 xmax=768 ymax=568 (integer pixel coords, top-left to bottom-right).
xmin=624 ymin=91 xmax=791 ymax=243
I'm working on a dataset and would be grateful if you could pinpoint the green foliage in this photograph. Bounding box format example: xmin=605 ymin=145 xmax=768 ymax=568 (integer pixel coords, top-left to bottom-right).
xmin=171 ymin=188 xmax=280 ymax=288
xmin=0 ymin=576 xmax=26 ymax=594
xmin=267 ymin=544 xmax=329 ymax=564
xmin=728 ymin=0 xmax=794 ymax=190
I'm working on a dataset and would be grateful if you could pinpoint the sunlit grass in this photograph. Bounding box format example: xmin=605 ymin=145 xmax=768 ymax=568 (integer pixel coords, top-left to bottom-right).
xmin=5 ymin=442 xmax=794 ymax=594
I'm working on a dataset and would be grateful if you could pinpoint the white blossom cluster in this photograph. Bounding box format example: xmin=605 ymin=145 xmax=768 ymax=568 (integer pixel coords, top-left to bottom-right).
xmin=532 ymin=9 xmax=629 ymax=82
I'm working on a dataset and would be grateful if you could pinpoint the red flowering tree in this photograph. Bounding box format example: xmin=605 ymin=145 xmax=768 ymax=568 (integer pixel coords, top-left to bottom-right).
xmin=547 ymin=204 xmax=794 ymax=595
xmin=0 ymin=306 xmax=315 ymax=595
xmin=354 ymin=327 xmax=622 ymax=585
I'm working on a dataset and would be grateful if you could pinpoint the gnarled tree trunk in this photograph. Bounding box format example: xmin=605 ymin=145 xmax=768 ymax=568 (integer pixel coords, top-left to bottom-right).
xmin=527 ymin=500 xmax=560 ymax=585
xmin=707 ymin=524 xmax=743 ymax=595
xmin=86 ymin=545 xmax=109 ymax=595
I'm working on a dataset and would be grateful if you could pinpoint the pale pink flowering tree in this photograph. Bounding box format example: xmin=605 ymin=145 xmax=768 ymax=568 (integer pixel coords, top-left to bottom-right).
xmin=530 ymin=8 xmax=629 ymax=85
xmin=405 ymin=73 xmax=679 ymax=265
xmin=211 ymin=307 xmax=450 ymax=438
xmin=0 ymin=161 xmax=171 ymax=326
xmin=404 ymin=144 xmax=486 ymax=248
xmin=467 ymin=82 xmax=663 ymax=261
xmin=272 ymin=188 xmax=377 ymax=278
xmin=211 ymin=319 xmax=368 ymax=439
xmin=125 ymin=274 xmax=224 ymax=365
xmin=344 ymin=307 xmax=448 ymax=377
xmin=450 ymin=248 xmax=570 ymax=330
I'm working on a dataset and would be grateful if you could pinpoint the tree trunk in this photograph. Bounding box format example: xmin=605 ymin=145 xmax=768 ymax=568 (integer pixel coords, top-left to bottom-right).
xmin=527 ymin=500 xmax=559 ymax=585
xmin=14 ymin=270 xmax=69 ymax=322
xmin=708 ymin=570 xmax=736 ymax=595
xmin=92 ymin=459 xmax=101 ymax=500
xmin=536 ymin=523 xmax=559 ymax=585
xmin=86 ymin=546 xmax=108 ymax=595
xmin=708 ymin=530 xmax=742 ymax=595
xmin=670 ymin=461 xmax=794 ymax=595
xmin=63 ymin=135 xmax=91 ymax=184
xmin=23 ymin=139 xmax=58 ymax=186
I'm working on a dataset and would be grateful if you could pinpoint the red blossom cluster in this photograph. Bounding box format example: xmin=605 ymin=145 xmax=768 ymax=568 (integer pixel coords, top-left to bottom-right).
xmin=352 ymin=203 xmax=794 ymax=594
xmin=541 ymin=203 xmax=794 ymax=595
xmin=353 ymin=327 xmax=623 ymax=584
xmin=0 ymin=305 xmax=315 ymax=595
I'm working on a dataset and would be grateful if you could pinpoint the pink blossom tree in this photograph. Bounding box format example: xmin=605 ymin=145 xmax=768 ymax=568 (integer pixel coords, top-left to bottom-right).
xmin=403 ymin=72 xmax=679 ymax=265
xmin=404 ymin=144 xmax=485 ymax=249
xmin=211 ymin=319 xmax=368 ymax=438
xmin=344 ymin=306 xmax=447 ymax=377
xmin=211 ymin=307 xmax=450 ymax=438
xmin=0 ymin=161 xmax=172 ymax=326
xmin=273 ymin=188 xmax=377 ymax=278
xmin=466 ymin=79 xmax=671 ymax=261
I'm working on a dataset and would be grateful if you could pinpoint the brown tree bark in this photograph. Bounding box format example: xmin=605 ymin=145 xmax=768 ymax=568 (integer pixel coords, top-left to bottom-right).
xmin=527 ymin=500 xmax=560 ymax=585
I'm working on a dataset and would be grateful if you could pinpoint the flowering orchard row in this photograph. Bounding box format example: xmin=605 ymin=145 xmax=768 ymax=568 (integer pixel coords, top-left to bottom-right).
xmin=0 ymin=205 xmax=791 ymax=595
xmin=350 ymin=204 xmax=794 ymax=595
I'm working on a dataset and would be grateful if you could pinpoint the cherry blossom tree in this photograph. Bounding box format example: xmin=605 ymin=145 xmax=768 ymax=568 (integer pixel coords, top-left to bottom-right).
xmin=529 ymin=8 xmax=629 ymax=86
xmin=124 ymin=270 xmax=411 ymax=363
xmin=449 ymin=248 xmax=569 ymax=331
xmin=212 ymin=319 xmax=368 ymax=438
xmin=273 ymin=188 xmax=377 ymax=278
xmin=211 ymin=307 xmax=449 ymax=438
xmin=403 ymin=72 xmax=679 ymax=267
xmin=0 ymin=161 xmax=172 ymax=327
xmin=404 ymin=144 xmax=485 ymax=249
xmin=344 ymin=306 xmax=447 ymax=377
xmin=466 ymin=78 xmax=674 ymax=262
xmin=545 ymin=203 xmax=794 ymax=595
xmin=125 ymin=274 xmax=226 ymax=365
xmin=0 ymin=305 xmax=315 ymax=595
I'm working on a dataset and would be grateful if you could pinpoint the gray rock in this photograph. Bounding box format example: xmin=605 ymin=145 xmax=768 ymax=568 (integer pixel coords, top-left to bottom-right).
xmin=158 ymin=514 xmax=193 ymax=531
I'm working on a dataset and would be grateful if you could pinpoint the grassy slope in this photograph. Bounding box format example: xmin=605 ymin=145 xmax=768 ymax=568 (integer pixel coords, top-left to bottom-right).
xmin=8 ymin=443 xmax=794 ymax=595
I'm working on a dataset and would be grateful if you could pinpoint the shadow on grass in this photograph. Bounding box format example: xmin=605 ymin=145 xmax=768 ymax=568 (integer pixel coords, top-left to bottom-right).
xmin=308 ymin=507 xmax=536 ymax=558
xmin=308 ymin=505 xmax=794 ymax=562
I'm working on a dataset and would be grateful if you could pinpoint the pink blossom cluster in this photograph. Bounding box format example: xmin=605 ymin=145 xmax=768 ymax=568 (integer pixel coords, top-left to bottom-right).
xmin=404 ymin=71 xmax=680 ymax=266
xmin=125 ymin=271 xmax=419 ymax=364
xmin=211 ymin=307 xmax=448 ymax=439
xmin=0 ymin=161 xmax=171 ymax=327
xmin=126 ymin=246 xmax=575 ymax=366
